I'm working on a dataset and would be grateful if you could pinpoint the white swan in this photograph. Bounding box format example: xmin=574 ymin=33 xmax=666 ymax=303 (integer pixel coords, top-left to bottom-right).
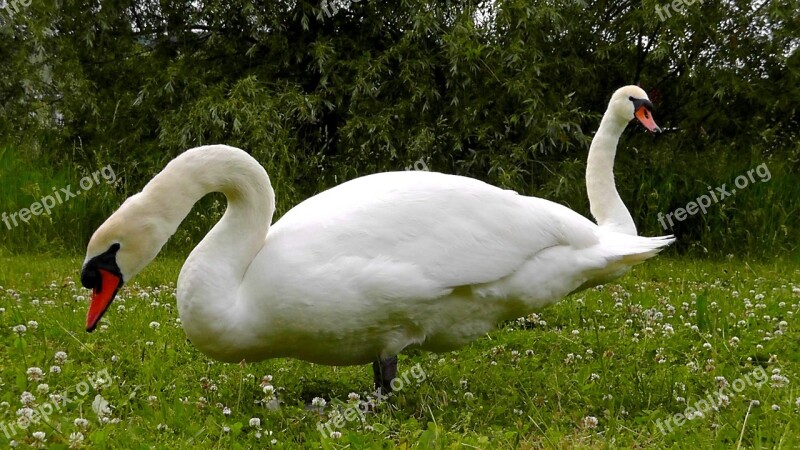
xmin=81 ymin=85 xmax=672 ymax=390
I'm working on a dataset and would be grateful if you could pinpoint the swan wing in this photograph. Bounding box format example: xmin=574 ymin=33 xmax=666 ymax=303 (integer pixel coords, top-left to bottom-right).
xmin=264 ymin=171 xmax=598 ymax=290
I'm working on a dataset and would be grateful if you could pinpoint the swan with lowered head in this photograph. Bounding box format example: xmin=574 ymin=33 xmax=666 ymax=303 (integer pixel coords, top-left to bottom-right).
xmin=81 ymin=85 xmax=672 ymax=391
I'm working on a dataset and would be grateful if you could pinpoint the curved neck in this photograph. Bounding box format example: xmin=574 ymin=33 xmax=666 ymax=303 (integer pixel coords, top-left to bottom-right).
xmin=586 ymin=111 xmax=637 ymax=235
xmin=139 ymin=145 xmax=275 ymax=353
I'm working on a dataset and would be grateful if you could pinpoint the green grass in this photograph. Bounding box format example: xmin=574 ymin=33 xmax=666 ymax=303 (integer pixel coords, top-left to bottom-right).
xmin=0 ymin=148 xmax=124 ymax=254
xmin=0 ymin=256 xmax=799 ymax=449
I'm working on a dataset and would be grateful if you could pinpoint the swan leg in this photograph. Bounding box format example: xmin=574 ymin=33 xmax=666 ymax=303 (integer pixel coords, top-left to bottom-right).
xmin=372 ymin=356 xmax=397 ymax=393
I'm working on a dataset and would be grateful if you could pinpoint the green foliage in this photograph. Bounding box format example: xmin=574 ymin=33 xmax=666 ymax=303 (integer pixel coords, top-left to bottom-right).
xmin=0 ymin=148 xmax=121 ymax=253
xmin=0 ymin=0 xmax=798 ymax=255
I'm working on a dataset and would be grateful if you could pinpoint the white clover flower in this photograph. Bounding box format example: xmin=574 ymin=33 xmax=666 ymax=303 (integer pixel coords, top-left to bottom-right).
xmin=26 ymin=367 xmax=44 ymax=381
xmin=32 ymin=431 xmax=46 ymax=442
xmin=54 ymin=351 xmax=68 ymax=365
xmin=149 ymin=321 xmax=160 ymax=330
xmin=771 ymin=374 xmax=789 ymax=388
xmin=687 ymin=410 xmax=704 ymax=420
xmin=20 ymin=391 xmax=36 ymax=407
xmin=750 ymin=400 xmax=761 ymax=407
xmin=330 ymin=431 xmax=342 ymax=439
xmin=348 ymin=392 xmax=360 ymax=402
xmin=50 ymin=365 xmax=61 ymax=374
xmin=12 ymin=324 xmax=27 ymax=334
xmin=92 ymin=374 xmax=110 ymax=390
xmin=17 ymin=407 xmax=35 ymax=423
xmin=772 ymin=404 xmax=780 ymax=411
xmin=311 ymin=397 xmax=326 ymax=408
xmin=581 ymin=416 xmax=598 ymax=429
xmin=249 ymin=417 xmax=261 ymax=429
xmin=222 ymin=406 xmax=232 ymax=416
xmin=74 ymin=417 xmax=90 ymax=429
xmin=36 ymin=384 xmax=49 ymax=394
xmin=27 ymin=321 xmax=39 ymax=330
xmin=68 ymin=432 xmax=84 ymax=448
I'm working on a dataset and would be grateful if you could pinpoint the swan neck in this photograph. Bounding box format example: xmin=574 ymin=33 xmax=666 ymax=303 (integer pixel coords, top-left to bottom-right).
xmin=138 ymin=146 xmax=275 ymax=356
xmin=586 ymin=112 xmax=636 ymax=235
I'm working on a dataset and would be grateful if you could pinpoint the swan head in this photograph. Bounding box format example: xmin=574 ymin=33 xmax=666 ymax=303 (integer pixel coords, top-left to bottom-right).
xmin=81 ymin=194 xmax=171 ymax=331
xmin=608 ymin=85 xmax=661 ymax=133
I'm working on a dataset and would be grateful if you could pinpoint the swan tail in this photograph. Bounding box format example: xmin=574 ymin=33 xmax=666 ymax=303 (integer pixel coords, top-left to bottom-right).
xmin=601 ymin=232 xmax=676 ymax=266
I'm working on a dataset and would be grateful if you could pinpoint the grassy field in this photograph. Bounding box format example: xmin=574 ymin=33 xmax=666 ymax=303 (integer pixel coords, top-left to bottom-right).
xmin=0 ymin=255 xmax=798 ymax=449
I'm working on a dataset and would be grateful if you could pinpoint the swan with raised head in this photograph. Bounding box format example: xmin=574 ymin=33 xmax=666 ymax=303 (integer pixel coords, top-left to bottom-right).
xmin=81 ymin=85 xmax=672 ymax=391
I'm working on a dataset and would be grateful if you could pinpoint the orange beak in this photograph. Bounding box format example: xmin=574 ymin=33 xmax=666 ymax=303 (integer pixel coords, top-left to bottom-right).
xmin=635 ymin=106 xmax=661 ymax=133
xmin=86 ymin=269 xmax=121 ymax=331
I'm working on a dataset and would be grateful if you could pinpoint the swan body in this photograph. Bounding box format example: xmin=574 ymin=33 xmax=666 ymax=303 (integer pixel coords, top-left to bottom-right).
xmin=81 ymin=85 xmax=673 ymax=372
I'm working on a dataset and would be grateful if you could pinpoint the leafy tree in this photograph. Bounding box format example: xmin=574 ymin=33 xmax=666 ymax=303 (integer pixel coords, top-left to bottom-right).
xmin=0 ymin=0 xmax=797 ymax=255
